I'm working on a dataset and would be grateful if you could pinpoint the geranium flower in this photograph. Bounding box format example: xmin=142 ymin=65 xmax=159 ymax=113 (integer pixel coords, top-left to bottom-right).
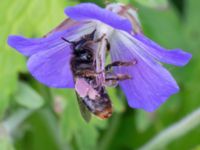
xmin=8 ymin=3 xmax=191 ymax=112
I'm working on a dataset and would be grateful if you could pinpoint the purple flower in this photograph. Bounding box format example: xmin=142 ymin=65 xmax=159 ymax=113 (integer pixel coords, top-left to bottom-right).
xmin=8 ymin=3 xmax=191 ymax=112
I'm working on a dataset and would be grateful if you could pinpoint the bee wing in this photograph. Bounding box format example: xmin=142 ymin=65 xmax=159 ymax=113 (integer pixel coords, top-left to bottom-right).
xmin=75 ymin=92 xmax=92 ymax=122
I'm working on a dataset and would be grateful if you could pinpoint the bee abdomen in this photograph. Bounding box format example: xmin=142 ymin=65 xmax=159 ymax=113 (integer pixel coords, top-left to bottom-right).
xmin=81 ymin=94 xmax=112 ymax=119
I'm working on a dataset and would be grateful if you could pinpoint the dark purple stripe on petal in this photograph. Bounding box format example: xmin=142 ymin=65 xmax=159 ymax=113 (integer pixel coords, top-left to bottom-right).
xmin=110 ymin=32 xmax=179 ymax=112
xmin=134 ymin=34 xmax=192 ymax=66
xmin=65 ymin=3 xmax=132 ymax=32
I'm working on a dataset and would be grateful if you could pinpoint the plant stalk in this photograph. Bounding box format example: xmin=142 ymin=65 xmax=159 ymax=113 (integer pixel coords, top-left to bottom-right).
xmin=138 ymin=108 xmax=200 ymax=150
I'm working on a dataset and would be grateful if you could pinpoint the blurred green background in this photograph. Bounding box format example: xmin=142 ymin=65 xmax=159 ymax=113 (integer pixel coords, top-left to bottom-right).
xmin=0 ymin=0 xmax=200 ymax=150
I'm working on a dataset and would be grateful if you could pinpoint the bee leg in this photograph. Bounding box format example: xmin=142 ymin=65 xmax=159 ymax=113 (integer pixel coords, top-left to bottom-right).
xmin=84 ymin=34 xmax=107 ymax=46
xmin=84 ymin=32 xmax=110 ymax=50
xmin=88 ymin=32 xmax=110 ymax=50
xmin=106 ymin=74 xmax=132 ymax=81
xmin=94 ymin=34 xmax=106 ymax=43
xmin=105 ymin=39 xmax=110 ymax=50
xmin=84 ymin=29 xmax=106 ymax=43
xmin=75 ymin=70 xmax=100 ymax=78
xmin=83 ymin=29 xmax=96 ymax=40
xmin=105 ymin=60 xmax=136 ymax=71
xmin=105 ymin=73 xmax=132 ymax=87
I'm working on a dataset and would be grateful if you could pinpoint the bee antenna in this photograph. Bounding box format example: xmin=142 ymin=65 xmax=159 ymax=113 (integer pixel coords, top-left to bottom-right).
xmin=61 ymin=37 xmax=73 ymax=44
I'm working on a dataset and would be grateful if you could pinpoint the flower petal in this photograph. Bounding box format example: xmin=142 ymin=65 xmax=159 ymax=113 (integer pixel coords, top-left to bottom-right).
xmin=8 ymin=33 xmax=65 ymax=56
xmin=8 ymin=22 xmax=95 ymax=56
xmin=27 ymin=43 xmax=74 ymax=88
xmin=110 ymin=32 xmax=179 ymax=111
xmin=8 ymin=22 xmax=96 ymax=88
xmin=134 ymin=34 xmax=192 ymax=66
xmin=65 ymin=3 xmax=132 ymax=32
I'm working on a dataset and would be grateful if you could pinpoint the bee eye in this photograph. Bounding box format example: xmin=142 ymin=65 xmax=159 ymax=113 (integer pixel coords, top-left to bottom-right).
xmin=78 ymin=53 xmax=92 ymax=61
xmin=87 ymin=54 xmax=92 ymax=59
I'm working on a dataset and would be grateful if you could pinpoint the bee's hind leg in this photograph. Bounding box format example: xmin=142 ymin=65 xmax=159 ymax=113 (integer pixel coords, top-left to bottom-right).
xmin=105 ymin=60 xmax=136 ymax=71
xmin=106 ymin=73 xmax=132 ymax=81
xmin=75 ymin=70 xmax=101 ymax=78
xmin=104 ymin=73 xmax=132 ymax=87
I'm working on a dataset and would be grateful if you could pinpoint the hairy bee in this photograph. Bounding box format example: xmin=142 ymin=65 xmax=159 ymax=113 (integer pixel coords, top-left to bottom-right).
xmin=62 ymin=30 xmax=112 ymax=121
xmin=62 ymin=30 xmax=133 ymax=121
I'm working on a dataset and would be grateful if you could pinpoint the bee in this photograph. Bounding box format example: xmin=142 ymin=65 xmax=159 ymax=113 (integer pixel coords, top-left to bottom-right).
xmin=62 ymin=30 xmax=112 ymax=121
xmin=62 ymin=30 xmax=133 ymax=122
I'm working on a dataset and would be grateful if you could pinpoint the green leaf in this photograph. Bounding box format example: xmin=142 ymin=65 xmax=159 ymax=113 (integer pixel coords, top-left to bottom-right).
xmin=15 ymin=82 xmax=44 ymax=109
xmin=0 ymin=0 xmax=77 ymax=118
xmin=192 ymin=145 xmax=200 ymax=150
xmin=115 ymin=0 xmax=131 ymax=5
xmin=79 ymin=0 xmax=105 ymax=6
xmin=163 ymin=0 xmax=200 ymax=149
xmin=135 ymin=110 xmax=153 ymax=132
xmin=134 ymin=0 xmax=169 ymax=9
xmin=107 ymin=88 xmax=125 ymax=113
xmin=13 ymin=109 xmax=69 ymax=150
xmin=137 ymin=3 xmax=182 ymax=48
xmin=184 ymin=0 xmax=200 ymax=54
xmin=0 ymin=125 xmax=15 ymax=150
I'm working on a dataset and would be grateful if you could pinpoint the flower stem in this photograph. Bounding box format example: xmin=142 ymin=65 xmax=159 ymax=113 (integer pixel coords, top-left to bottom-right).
xmin=138 ymin=108 xmax=200 ymax=150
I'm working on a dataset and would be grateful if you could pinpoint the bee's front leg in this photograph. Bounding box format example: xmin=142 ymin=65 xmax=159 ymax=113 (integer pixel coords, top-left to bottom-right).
xmin=94 ymin=34 xmax=106 ymax=43
xmin=94 ymin=35 xmax=110 ymax=51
